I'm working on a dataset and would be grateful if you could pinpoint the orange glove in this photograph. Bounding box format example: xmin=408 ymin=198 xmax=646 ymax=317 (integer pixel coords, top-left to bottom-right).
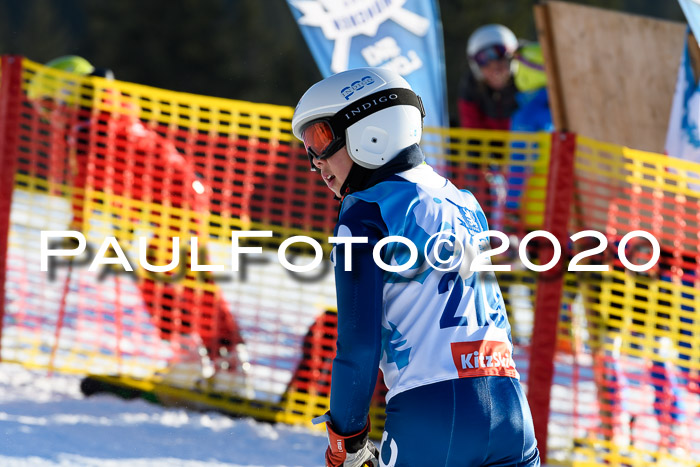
xmin=314 ymin=412 xmax=379 ymax=467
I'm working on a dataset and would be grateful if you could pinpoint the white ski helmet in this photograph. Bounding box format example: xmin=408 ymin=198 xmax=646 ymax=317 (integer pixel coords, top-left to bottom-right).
xmin=466 ymin=24 xmax=518 ymax=78
xmin=292 ymin=67 xmax=425 ymax=170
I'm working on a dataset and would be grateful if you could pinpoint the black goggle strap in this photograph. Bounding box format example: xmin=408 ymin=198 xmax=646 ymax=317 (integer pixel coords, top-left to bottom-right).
xmin=329 ymin=88 xmax=426 ymax=132
xmin=308 ymin=88 xmax=426 ymax=171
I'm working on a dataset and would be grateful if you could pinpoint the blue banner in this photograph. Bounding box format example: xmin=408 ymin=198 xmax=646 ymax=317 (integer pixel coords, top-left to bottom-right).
xmin=665 ymin=31 xmax=700 ymax=166
xmin=287 ymin=0 xmax=448 ymax=130
xmin=678 ymin=0 xmax=700 ymax=43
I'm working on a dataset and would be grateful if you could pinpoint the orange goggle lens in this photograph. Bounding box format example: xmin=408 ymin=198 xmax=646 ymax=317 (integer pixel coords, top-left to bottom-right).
xmin=301 ymin=120 xmax=335 ymax=158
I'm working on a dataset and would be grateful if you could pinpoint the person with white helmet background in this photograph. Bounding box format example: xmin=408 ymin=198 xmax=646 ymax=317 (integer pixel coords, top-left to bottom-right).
xmin=458 ymin=24 xmax=519 ymax=130
xmin=292 ymin=67 xmax=539 ymax=467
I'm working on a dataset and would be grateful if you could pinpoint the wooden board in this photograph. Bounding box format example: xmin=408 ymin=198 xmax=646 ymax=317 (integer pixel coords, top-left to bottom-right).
xmin=535 ymin=1 xmax=686 ymax=153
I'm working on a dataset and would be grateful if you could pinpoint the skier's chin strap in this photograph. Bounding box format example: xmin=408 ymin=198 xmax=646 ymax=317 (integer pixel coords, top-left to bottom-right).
xmin=336 ymin=143 xmax=425 ymax=201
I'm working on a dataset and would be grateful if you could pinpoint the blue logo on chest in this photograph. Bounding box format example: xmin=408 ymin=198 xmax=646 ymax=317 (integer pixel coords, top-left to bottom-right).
xmin=446 ymin=198 xmax=482 ymax=235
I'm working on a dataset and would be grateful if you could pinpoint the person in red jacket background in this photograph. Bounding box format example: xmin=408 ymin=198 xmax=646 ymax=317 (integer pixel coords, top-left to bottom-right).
xmin=456 ymin=25 xmax=520 ymax=233
xmin=29 ymin=56 xmax=249 ymax=391
xmin=458 ymin=24 xmax=519 ymax=130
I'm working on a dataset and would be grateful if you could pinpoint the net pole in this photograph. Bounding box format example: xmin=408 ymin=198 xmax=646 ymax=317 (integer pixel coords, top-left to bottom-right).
xmin=527 ymin=131 xmax=576 ymax=462
xmin=0 ymin=55 xmax=24 ymax=363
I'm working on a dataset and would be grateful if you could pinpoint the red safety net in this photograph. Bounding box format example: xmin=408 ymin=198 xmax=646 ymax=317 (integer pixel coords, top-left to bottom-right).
xmin=548 ymin=137 xmax=700 ymax=465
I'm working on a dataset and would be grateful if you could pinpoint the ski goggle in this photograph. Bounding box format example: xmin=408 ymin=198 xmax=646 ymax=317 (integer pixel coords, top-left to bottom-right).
xmin=300 ymin=119 xmax=346 ymax=166
xmin=299 ymin=88 xmax=426 ymax=169
xmin=473 ymin=44 xmax=511 ymax=67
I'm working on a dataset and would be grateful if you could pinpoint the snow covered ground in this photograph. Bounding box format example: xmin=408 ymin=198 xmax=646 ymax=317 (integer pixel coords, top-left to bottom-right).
xmin=0 ymin=362 xmax=328 ymax=467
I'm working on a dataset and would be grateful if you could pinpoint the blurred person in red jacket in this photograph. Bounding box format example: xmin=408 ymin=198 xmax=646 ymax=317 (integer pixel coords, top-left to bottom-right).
xmin=29 ymin=56 xmax=250 ymax=391
xmin=458 ymin=24 xmax=519 ymax=130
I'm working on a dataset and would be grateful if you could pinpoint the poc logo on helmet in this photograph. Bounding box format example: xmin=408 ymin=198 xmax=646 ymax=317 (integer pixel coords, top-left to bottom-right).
xmin=340 ymin=75 xmax=375 ymax=100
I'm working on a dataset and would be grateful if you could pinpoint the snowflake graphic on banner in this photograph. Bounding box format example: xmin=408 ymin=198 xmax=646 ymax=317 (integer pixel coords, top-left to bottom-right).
xmin=290 ymin=0 xmax=429 ymax=73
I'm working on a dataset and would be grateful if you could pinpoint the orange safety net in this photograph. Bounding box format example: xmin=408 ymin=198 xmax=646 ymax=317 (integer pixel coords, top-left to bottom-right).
xmin=5 ymin=58 xmax=340 ymax=393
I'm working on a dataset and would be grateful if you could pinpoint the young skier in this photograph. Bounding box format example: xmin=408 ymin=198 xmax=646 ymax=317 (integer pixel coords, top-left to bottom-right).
xmin=292 ymin=67 xmax=540 ymax=467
